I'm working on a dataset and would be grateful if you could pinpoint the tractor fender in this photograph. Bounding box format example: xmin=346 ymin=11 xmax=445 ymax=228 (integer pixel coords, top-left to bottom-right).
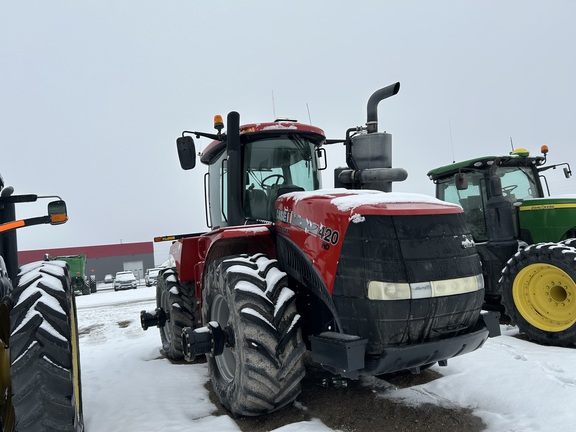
xmin=275 ymin=233 xmax=342 ymax=333
xmin=170 ymin=224 xmax=275 ymax=286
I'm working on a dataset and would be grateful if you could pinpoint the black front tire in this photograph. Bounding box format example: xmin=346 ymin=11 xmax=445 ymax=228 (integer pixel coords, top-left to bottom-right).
xmin=157 ymin=268 xmax=201 ymax=360
xmin=500 ymin=243 xmax=576 ymax=346
xmin=10 ymin=260 xmax=84 ymax=431
xmin=204 ymin=253 xmax=306 ymax=417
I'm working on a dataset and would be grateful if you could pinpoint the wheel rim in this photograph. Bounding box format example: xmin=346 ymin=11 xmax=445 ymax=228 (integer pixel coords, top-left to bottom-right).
xmin=160 ymin=289 xmax=173 ymax=342
xmin=211 ymin=294 xmax=235 ymax=383
xmin=513 ymin=263 xmax=576 ymax=332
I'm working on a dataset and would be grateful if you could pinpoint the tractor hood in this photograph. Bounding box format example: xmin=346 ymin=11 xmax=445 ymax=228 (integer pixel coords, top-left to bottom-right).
xmin=518 ymin=196 xmax=576 ymax=243
xmin=274 ymin=189 xmax=463 ymax=293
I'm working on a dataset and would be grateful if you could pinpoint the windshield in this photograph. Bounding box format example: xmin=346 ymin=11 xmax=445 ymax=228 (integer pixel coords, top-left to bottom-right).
xmin=496 ymin=166 xmax=542 ymax=201
xmin=243 ymin=135 xmax=321 ymax=220
xmin=244 ymin=136 xmax=320 ymax=190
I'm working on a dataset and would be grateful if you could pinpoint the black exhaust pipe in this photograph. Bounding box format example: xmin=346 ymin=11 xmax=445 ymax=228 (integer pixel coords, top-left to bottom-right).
xmin=366 ymin=82 xmax=400 ymax=134
xmin=226 ymin=111 xmax=244 ymax=226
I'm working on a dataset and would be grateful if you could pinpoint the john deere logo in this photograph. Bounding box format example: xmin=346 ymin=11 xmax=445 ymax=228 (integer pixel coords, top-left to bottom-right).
xmin=520 ymin=203 xmax=576 ymax=211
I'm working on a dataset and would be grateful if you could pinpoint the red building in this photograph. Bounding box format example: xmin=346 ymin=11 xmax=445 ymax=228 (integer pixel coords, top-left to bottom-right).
xmin=18 ymin=242 xmax=154 ymax=282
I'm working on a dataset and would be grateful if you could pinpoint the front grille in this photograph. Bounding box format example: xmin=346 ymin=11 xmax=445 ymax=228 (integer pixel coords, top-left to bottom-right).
xmin=333 ymin=213 xmax=484 ymax=354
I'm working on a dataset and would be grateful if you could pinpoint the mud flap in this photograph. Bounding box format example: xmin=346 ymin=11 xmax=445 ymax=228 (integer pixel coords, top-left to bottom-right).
xmin=481 ymin=310 xmax=501 ymax=337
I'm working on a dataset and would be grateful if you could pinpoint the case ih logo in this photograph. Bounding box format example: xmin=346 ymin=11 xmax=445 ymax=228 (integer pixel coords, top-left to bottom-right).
xmin=276 ymin=209 xmax=340 ymax=245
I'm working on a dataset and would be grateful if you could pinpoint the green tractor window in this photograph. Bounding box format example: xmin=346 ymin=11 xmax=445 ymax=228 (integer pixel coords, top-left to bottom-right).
xmin=496 ymin=166 xmax=541 ymax=202
xmin=438 ymin=172 xmax=488 ymax=241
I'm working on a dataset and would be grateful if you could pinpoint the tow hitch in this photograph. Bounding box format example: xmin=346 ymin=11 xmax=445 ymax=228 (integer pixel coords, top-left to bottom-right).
xmin=140 ymin=308 xmax=167 ymax=331
xmin=182 ymin=321 xmax=226 ymax=362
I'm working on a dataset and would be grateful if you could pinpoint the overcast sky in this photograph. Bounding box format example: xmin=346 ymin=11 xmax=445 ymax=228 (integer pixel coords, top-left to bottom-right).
xmin=2 ymin=0 xmax=575 ymax=252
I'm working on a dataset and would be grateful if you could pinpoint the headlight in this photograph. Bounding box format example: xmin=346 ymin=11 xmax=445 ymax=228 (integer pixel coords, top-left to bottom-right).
xmin=368 ymin=281 xmax=411 ymax=300
xmin=368 ymin=274 xmax=483 ymax=301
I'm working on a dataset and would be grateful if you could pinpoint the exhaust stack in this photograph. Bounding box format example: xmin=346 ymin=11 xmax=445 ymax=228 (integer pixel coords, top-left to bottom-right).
xmin=366 ymin=82 xmax=400 ymax=134
xmin=336 ymin=82 xmax=406 ymax=192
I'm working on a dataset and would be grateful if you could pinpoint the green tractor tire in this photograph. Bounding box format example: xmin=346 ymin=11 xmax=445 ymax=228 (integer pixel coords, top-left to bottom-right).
xmin=500 ymin=243 xmax=576 ymax=347
xmin=9 ymin=260 xmax=84 ymax=431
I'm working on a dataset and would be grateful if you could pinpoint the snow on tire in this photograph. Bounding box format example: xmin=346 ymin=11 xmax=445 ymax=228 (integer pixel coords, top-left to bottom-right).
xmin=560 ymin=238 xmax=576 ymax=249
xmin=157 ymin=268 xmax=201 ymax=360
xmin=9 ymin=260 xmax=84 ymax=431
xmin=499 ymin=242 xmax=576 ymax=347
xmin=204 ymin=253 xmax=306 ymax=417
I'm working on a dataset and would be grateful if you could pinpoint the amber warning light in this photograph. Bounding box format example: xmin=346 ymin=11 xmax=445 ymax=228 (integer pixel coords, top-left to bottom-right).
xmin=214 ymin=115 xmax=224 ymax=134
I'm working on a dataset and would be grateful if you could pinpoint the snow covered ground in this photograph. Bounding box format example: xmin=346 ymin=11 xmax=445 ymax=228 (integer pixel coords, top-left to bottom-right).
xmin=77 ymin=285 xmax=576 ymax=432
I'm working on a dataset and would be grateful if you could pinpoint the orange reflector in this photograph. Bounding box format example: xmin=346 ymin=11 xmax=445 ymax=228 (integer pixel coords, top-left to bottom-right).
xmin=154 ymin=236 xmax=175 ymax=242
xmin=50 ymin=214 xmax=68 ymax=224
xmin=0 ymin=220 xmax=25 ymax=233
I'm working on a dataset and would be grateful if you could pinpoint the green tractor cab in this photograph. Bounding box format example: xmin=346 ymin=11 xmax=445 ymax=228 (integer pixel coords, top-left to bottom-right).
xmin=48 ymin=254 xmax=94 ymax=295
xmin=428 ymin=146 xmax=576 ymax=346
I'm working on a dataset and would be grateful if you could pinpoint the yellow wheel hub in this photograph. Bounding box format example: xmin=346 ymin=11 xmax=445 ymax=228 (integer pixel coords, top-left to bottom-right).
xmin=513 ymin=263 xmax=576 ymax=332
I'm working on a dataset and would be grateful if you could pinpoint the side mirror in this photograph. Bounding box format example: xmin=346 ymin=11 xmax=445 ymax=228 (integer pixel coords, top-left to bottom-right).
xmin=177 ymin=136 xmax=196 ymax=170
xmin=316 ymin=147 xmax=327 ymax=170
xmin=564 ymin=167 xmax=572 ymax=178
xmin=455 ymin=172 xmax=468 ymax=190
xmin=48 ymin=200 xmax=68 ymax=225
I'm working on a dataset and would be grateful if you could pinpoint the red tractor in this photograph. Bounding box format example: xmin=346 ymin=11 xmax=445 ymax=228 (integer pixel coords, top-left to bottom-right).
xmin=141 ymin=83 xmax=499 ymax=417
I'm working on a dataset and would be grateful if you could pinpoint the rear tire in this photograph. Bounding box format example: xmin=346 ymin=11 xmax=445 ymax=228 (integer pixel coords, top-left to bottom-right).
xmin=89 ymin=276 xmax=97 ymax=294
xmin=500 ymin=243 xmax=576 ymax=346
xmin=0 ymin=270 xmax=15 ymax=430
xmin=204 ymin=253 xmax=305 ymax=417
xmin=560 ymin=238 xmax=576 ymax=249
xmin=157 ymin=268 xmax=200 ymax=360
xmin=9 ymin=260 xmax=84 ymax=431
xmin=81 ymin=279 xmax=90 ymax=296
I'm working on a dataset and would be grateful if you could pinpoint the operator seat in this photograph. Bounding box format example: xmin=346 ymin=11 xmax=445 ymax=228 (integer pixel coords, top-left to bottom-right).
xmin=245 ymin=189 xmax=269 ymax=221
xmin=268 ymin=184 xmax=305 ymax=220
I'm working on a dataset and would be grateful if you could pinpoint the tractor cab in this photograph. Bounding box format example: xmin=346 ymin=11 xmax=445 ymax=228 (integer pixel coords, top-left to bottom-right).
xmin=428 ymin=147 xmax=573 ymax=243
xmin=177 ymin=115 xmax=325 ymax=228
xmin=429 ymin=146 xmax=576 ymax=332
xmin=431 ymin=152 xmax=545 ymax=241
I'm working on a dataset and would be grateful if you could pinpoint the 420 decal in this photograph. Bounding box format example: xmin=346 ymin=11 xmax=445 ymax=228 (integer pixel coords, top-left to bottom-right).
xmin=276 ymin=209 xmax=340 ymax=245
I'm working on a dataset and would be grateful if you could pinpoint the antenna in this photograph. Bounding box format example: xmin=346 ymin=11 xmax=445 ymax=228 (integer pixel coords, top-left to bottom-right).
xmin=448 ymin=119 xmax=455 ymax=163
xmin=510 ymin=137 xmax=514 ymax=151
xmin=272 ymin=90 xmax=276 ymax=119
xmin=306 ymin=103 xmax=312 ymax=124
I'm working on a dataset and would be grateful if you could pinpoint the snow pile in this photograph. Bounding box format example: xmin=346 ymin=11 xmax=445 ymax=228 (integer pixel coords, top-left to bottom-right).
xmin=77 ymin=287 xmax=576 ymax=432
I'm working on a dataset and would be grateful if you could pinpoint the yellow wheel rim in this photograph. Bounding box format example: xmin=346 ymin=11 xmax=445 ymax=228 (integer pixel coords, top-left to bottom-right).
xmin=513 ymin=263 xmax=576 ymax=332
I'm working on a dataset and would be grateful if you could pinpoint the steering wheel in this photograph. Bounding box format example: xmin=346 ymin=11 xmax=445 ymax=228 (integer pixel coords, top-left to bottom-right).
xmin=261 ymin=174 xmax=285 ymax=190
xmin=502 ymin=184 xmax=518 ymax=195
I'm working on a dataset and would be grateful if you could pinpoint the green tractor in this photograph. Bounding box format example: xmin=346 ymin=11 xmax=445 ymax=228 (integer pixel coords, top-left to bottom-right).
xmin=0 ymin=175 xmax=84 ymax=431
xmin=428 ymin=146 xmax=575 ymax=347
xmin=48 ymin=255 xmax=95 ymax=295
